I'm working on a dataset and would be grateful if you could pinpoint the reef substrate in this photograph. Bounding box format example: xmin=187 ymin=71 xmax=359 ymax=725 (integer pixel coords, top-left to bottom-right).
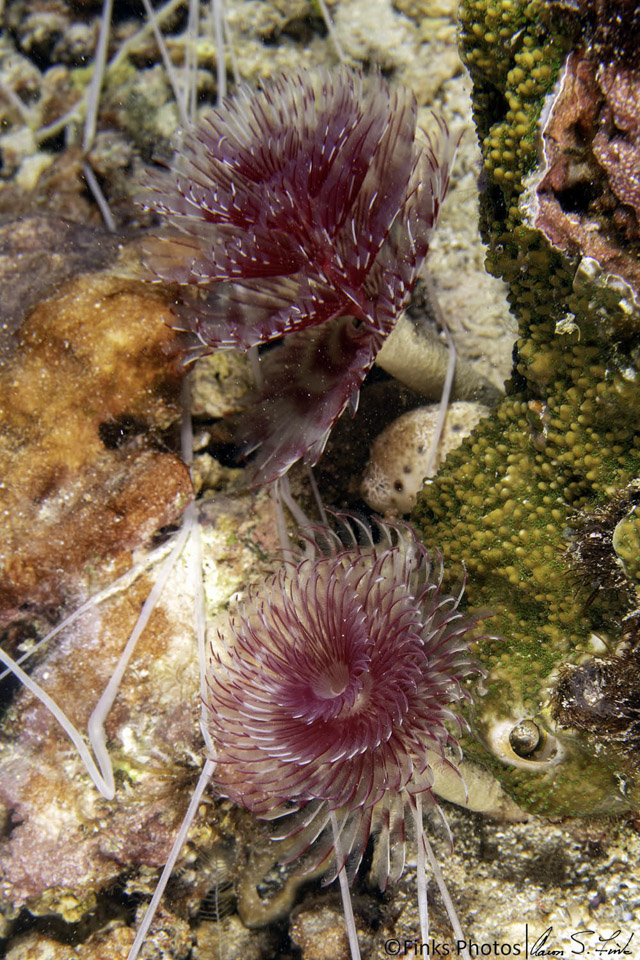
xmin=414 ymin=0 xmax=640 ymax=817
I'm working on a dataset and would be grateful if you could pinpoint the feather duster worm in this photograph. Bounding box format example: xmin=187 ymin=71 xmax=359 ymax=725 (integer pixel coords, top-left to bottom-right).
xmin=206 ymin=519 xmax=481 ymax=956
xmin=140 ymin=67 xmax=458 ymax=484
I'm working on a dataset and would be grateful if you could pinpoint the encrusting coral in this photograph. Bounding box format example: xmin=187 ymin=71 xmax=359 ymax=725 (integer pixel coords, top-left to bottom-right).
xmin=412 ymin=0 xmax=640 ymax=816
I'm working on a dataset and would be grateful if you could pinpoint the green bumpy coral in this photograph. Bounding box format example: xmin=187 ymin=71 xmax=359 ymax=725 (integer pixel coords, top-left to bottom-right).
xmin=412 ymin=0 xmax=640 ymax=815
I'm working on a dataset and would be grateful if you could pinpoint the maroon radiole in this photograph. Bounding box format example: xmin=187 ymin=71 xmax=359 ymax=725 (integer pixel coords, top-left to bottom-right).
xmin=140 ymin=67 xmax=458 ymax=485
xmin=205 ymin=519 xmax=481 ymax=887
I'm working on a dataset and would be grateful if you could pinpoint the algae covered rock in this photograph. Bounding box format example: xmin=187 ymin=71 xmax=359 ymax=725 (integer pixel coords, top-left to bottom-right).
xmin=412 ymin=0 xmax=640 ymax=815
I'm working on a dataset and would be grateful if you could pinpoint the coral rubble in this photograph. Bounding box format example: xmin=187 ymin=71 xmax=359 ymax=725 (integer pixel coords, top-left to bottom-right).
xmin=413 ymin=0 xmax=640 ymax=815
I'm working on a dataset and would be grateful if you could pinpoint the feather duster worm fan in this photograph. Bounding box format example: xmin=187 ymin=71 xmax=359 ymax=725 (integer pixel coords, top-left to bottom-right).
xmin=140 ymin=68 xmax=458 ymax=484
xmin=205 ymin=519 xmax=481 ymax=888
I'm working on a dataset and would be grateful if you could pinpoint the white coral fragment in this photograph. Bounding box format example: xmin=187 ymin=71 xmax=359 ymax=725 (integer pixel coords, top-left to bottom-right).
xmin=361 ymin=400 xmax=490 ymax=514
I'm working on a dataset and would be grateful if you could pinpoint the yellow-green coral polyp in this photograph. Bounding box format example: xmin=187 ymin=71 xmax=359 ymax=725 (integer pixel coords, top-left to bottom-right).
xmin=413 ymin=0 xmax=640 ymax=815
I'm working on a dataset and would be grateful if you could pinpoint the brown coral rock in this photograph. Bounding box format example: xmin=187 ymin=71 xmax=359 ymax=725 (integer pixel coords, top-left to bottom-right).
xmin=0 ymin=216 xmax=122 ymax=341
xmin=0 ymin=560 xmax=202 ymax=913
xmin=0 ymin=485 xmax=281 ymax=939
xmin=0 ymin=227 xmax=191 ymax=632
xmin=5 ymin=927 xmax=136 ymax=960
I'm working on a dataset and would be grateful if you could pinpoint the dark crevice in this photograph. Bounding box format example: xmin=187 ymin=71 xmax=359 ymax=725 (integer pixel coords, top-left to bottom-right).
xmin=556 ymin=180 xmax=600 ymax=215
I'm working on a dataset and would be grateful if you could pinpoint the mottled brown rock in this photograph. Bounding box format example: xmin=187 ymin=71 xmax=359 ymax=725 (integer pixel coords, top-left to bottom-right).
xmin=289 ymin=904 xmax=351 ymax=960
xmin=0 ymin=216 xmax=122 ymax=343
xmin=0 ymin=254 xmax=191 ymax=633
xmin=0 ymin=150 xmax=101 ymax=226
xmin=594 ymin=65 xmax=640 ymax=229
xmin=5 ymin=927 xmax=136 ymax=960
xmin=5 ymin=909 xmax=190 ymax=959
xmin=0 ymin=487 xmax=279 ymax=929
xmin=196 ymin=915 xmax=276 ymax=960
xmin=0 ymin=561 xmax=202 ymax=910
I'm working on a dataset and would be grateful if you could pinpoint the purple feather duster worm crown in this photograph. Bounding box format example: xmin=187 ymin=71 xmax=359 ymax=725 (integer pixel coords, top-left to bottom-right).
xmin=140 ymin=67 xmax=459 ymax=485
xmin=205 ymin=519 xmax=481 ymax=885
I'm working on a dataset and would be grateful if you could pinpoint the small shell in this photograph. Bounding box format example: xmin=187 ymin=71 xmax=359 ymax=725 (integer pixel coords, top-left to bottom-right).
xmin=484 ymin=717 xmax=564 ymax=771
xmin=361 ymin=400 xmax=490 ymax=514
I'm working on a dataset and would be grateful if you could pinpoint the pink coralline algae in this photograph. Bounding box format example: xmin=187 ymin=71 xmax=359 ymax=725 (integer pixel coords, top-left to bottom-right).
xmin=528 ymin=1 xmax=640 ymax=301
xmin=140 ymin=67 xmax=458 ymax=485
xmin=205 ymin=520 xmax=480 ymax=886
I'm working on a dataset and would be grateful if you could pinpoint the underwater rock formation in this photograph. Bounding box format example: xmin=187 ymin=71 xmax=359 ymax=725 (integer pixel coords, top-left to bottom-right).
xmin=0 ymin=486 xmax=280 ymax=934
xmin=0 ymin=216 xmax=204 ymax=934
xmin=0 ymin=217 xmax=191 ymax=633
xmin=413 ymin=0 xmax=640 ymax=815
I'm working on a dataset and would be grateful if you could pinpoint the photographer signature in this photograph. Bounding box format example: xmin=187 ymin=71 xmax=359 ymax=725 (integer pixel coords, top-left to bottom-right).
xmin=530 ymin=926 xmax=635 ymax=957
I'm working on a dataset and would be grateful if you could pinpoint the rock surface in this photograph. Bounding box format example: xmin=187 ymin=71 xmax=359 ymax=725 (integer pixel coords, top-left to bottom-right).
xmin=0 ymin=217 xmax=191 ymax=633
